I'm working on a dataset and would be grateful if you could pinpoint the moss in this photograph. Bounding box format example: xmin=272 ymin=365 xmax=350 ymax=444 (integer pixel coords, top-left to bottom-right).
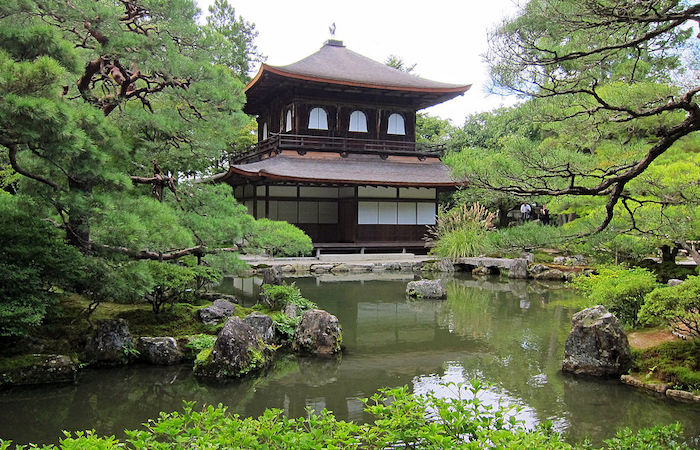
xmin=115 ymin=303 xmax=217 ymax=338
xmin=633 ymin=339 xmax=700 ymax=392
xmin=0 ymin=354 xmax=44 ymax=372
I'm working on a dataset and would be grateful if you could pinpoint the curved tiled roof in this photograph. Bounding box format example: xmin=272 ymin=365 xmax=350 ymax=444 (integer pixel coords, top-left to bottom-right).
xmin=223 ymin=153 xmax=458 ymax=187
xmin=246 ymin=40 xmax=470 ymax=94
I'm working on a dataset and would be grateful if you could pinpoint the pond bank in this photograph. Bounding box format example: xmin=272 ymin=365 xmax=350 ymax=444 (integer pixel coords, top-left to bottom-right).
xmin=240 ymin=253 xmax=586 ymax=280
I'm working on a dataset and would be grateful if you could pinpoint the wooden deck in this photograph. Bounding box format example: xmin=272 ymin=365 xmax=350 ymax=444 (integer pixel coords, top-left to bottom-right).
xmin=312 ymin=241 xmax=428 ymax=256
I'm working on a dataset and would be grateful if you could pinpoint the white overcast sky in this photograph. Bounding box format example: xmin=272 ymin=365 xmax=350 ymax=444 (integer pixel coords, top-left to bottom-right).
xmin=196 ymin=0 xmax=522 ymax=125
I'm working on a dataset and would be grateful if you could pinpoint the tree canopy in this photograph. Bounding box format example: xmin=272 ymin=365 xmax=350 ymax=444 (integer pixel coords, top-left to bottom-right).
xmin=0 ymin=0 xmax=310 ymax=334
xmin=445 ymin=0 xmax=700 ymax=261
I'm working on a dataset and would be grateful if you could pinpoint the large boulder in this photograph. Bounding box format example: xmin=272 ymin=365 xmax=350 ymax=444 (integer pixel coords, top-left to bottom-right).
xmin=194 ymin=317 xmax=272 ymax=379
xmin=198 ymin=299 xmax=236 ymax=326
xmin=136 ymin=337 xmax=182 ymax=365
xmin=533 ymin=269 xmax=567 ymax=281
xmin=0 ymin=354 xmax=77 ymax=387
xmin=85 ymin=319 xmax=134 ymax=365
xmin=243 ymin=313 xmax=275 ymax=345
xmin=508 ymin=258 xmax=529 ymax=279
xmin=406 ymin=279 xmax=447 ymax=299
xmin=562 ymin=305 xmax=632 ymax=376
xmin=292 ymin=309 xmax=342 ymax=356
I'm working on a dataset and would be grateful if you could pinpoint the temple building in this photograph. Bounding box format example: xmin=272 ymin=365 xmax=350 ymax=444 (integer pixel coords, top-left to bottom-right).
xmin=217 ymin=39 xmax=470 ymax=252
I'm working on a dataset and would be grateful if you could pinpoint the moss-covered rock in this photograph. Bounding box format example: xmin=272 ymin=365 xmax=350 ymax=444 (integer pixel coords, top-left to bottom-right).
xmin=0 ymin=354 xmax=77 ymax=387
xmin=292 ymin=309 xmax=343 ymax=356
xmin=193 ymin=317 xmax=273 ymax=379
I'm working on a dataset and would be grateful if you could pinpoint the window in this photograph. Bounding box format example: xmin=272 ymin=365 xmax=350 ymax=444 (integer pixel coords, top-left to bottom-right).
xmin=285 ymin=109 xmax=292 ymax=132
xmin=349 ymin=110 xmax=368 ymax=132
xmin=308 ymin=107 xmax=328 ymax=130
xmin=262 ymin=122 xmax=268 ymax=139
xmin=387 ymin=113 xmax=405 ymax=135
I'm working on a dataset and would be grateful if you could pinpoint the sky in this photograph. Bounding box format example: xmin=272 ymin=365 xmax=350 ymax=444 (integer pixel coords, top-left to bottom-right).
xmin=196 ymin=0 xmax=523 ymax=125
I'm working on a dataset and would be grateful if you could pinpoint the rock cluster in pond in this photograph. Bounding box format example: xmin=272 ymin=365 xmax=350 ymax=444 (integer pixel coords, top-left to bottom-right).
xmin=136 ymin=337 xmax=182 ymax=365
xmin=194 ymin=317 xmax=273 ymax=379
xmin=0 ymin=354 xmax=77 ymax=387
xmin=243 ymin=313 xmax=276 ymax=345
xmin=562 ymin=305 xmax=632 ymax=377
xmin=198 ymin=299 xmax=237 ymax=326
xmin=292 ymin=309 xmax=343 ymax=356
xmin=406 ymin=279 xmax=447 ymax=299
xmin=84 ymin=319 xmax=134 ymax=365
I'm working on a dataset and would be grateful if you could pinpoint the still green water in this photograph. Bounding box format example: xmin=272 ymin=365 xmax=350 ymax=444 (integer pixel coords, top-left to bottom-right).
xmin=0 ymin=274 xmax=698 ymax=446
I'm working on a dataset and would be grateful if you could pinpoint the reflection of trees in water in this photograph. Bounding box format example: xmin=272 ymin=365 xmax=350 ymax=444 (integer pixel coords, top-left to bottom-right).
xmin=437 ymin=277 xmax=576 ymax=429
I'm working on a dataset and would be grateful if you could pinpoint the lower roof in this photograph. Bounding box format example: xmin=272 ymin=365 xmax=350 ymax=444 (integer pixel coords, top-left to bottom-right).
xmin=219 ymin=152 xmax=459 ymax=187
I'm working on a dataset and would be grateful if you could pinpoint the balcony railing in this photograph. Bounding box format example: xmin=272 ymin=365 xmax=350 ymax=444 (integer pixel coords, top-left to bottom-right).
xmin=232 ymin=134 xmax=446 ymax=164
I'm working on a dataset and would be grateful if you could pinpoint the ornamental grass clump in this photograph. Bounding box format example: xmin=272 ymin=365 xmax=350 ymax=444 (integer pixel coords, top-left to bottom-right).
xmin=426 ymin=202 xmax=497 ymax=258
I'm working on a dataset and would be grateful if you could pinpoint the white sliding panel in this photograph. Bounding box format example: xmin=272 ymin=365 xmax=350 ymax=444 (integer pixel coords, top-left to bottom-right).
xmin=378 ymin=202 xmax=398 ymax=224
xmin=398 ymin=203 xmax=417 ymax=224
xmin=417 ymin=203 xmax=436 ymax=225
xmin=358 ymin=201 xmax=379 ymax=224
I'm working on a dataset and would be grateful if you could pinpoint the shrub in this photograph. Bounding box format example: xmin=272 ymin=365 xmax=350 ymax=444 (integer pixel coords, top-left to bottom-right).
xmin=572 ymin=266 xmax=659 ymax=327
xmin=487 ymin=221 xmax=563 ymax=252
xmin=260 ymin=282 xmax=316 ymax=312
xmin=639 ymin=276 xmax=700 ymax=338
xmin=244 ymin=219 xmax=312 ymax=257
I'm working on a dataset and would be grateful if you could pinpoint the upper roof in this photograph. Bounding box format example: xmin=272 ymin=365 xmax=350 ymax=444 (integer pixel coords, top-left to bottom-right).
xmin=248 ymin=40 xmax=470 ymax=93
xmin=218 ymin=151 xmax=459 ymax=187
xmin=244 ymin=40 xmax=470 ymax=112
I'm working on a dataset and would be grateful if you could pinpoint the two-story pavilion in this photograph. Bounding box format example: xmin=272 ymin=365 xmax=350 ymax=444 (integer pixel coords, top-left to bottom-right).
xmin=217 ymin=39 xmax=470 ymax=253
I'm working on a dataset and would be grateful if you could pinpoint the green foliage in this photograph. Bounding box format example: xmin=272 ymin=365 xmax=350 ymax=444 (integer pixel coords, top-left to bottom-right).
xmin=244 ymin=219 xmax=312 ymax=257
xmin=267 ymin=311 xmax=300 ymax=342
xmin=572 ymin=266 xmax=659 ymax=327
xmin=639 ymin=277 xmax=700 ymax=338
xmin=603 ymin=422 xmax=686 ymax=450
xmin=0 ymin=195 xmax=83 ymax=336
xmin=260 ymin=282 xmax=316 ymax=312
xmin=487 ymin=221 xmax=563 ymax=252
xmin=205 ymin=0 xmax=263 ymax=80
xmin=1 ymin=381 xmax=688 ymax=448
xmin=415 ymin=113 xmax=457 ymax=146
xmin=185 ymin=334 xmax=217 ymax=352
xmin=633 ymin=339 xmax=700 ymax=392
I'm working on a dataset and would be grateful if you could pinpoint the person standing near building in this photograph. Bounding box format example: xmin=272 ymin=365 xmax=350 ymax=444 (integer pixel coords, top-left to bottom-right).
xmin=520 ymin=202 xmax=531 ymax=221
xmin=541 ymin=204 xmax=550 ymax=225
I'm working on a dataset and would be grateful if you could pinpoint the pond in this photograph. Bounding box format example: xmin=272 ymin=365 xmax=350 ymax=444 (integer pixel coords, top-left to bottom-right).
xmin=1 ymin=274 xmax=698 ymax=446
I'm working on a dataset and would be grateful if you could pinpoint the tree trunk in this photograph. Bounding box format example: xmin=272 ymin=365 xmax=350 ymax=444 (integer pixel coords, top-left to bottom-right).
xmin=67 ymin=179 xmax=92 ymax=254
xmin=497 ymin=202 xmax=509 ymax=228
xmin=660 ymin=245 xmax=679 ymax=264
xmin=680 ymin=241 xmax=700 ymax=266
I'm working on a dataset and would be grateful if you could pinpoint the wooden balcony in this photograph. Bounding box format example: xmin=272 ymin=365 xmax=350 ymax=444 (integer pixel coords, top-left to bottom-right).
xmin=232 ymin=134 xmax=446 ymax=164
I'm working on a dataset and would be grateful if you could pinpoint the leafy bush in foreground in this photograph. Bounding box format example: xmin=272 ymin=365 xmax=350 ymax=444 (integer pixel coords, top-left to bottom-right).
xmin=572 ymin=266 xmax=659 ymax=327
xmin=0 ymin=381 xmax=686 ymax=449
